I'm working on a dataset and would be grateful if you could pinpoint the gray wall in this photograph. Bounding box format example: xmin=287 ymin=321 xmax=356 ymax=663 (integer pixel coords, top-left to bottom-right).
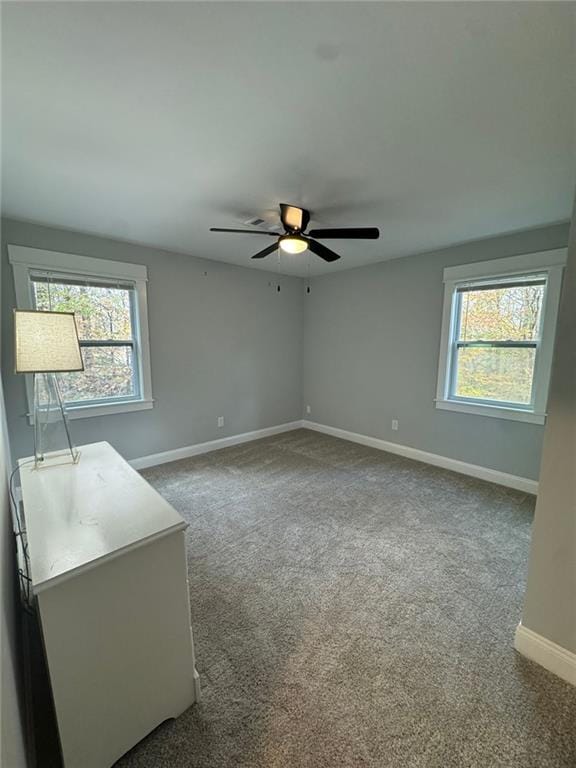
xmin=522 ymin=199 xmax=575 ymax=653
xmin=1 ymin=217 xmax=569 ymax=483
xmin=1 ymin=218 xmax=304 ymax=462
xmin=303 ymin=223 xmax=570 ymax=481
xmin=1 ymin=264 xmax=27 ymax=766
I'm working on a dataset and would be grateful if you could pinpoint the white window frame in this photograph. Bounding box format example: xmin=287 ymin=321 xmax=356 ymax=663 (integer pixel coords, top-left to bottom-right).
xmin=9 ymin=245 xmax=154 ymax=421
xmin=435 ymin=249 xmax=567 ymax=425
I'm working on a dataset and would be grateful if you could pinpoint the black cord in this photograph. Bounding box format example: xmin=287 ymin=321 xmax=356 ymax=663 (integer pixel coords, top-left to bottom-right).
xmin=9 ymin=460 xmax=36 ymax=615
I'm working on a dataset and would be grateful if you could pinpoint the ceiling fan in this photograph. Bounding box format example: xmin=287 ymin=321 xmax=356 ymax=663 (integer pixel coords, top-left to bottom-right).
xmin=210 ymin=203 xmax=379 ymax=262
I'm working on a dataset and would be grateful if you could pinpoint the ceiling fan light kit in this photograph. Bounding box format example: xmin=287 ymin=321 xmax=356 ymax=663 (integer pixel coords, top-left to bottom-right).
xmin=279 ymin=235 xmax=308 ymax=254
xmin=210 ymin=204 xmax=380 ymax=263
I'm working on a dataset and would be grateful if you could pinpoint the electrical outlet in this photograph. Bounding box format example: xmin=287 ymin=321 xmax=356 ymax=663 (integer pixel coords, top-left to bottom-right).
xmin=391 ymin=419 xmax=399 ymax=431
xmin=217 ymin=416 xmax=224 ymax=428
xmin=306 ymin=405 xmax=311 ymax=415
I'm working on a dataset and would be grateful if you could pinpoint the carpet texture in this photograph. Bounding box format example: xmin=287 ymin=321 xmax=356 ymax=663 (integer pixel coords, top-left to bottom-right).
xmin=117 ymin=429 xmax=576 ymax=768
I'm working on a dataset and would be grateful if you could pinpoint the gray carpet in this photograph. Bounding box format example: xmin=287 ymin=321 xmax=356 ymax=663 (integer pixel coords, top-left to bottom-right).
xmin=117 ymin=429 xmax=576 ymax=767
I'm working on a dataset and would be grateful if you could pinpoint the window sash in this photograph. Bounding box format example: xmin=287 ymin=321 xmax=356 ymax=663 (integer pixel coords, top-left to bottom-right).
xmin=29 ymin=274 xmax=142 ymax=406
xmin=447 ymin=278 xmax=547 ymax=409
xmin=449 ymin=345 xmax=539 ymax=410
xmin=63 ymin=340 xmax=142 ymax=408
xmin=455 ymin=274 xmax=546 ymax=345
xmin=30 ymin=273 xmax=138 ymax=337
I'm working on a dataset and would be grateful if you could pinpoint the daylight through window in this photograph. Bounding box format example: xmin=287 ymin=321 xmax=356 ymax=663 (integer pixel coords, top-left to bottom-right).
xmin=31 ymin=275 xmax=140 ymax=406
xmin=450 ymin=276 xmax=545 ymax=407
xmin=436 ymin=250 xmax=566 ymax=424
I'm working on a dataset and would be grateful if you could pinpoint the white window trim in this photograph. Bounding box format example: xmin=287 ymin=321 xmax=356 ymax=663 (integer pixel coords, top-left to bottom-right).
xmin=435 ymin=248 xmax=567 ymax=425
xmin=8 ymin=245 xmax=154 ymax=421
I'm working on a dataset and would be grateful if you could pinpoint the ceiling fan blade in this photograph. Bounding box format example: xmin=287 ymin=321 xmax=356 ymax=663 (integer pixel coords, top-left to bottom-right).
xmin=307 ymin=227 xmax=380 ymax=240
xmin=279 ymin=204 xmax=310 ymax=233
xmin=308 ymin=239 xmax=340 ymax=263
xmin=210 ymin=228 xmax=277 ymax=236
xmin=251 ymin=242 xmax=279 ymax=259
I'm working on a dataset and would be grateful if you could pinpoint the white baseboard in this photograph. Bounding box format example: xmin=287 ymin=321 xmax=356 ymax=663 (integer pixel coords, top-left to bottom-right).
xmin=130 ymin=420 xmax=304 ymax=470
xmin=302 ymin=420 xmax=538 ymax=495
xmin=515 ymin=623 xmax=576 ymax=686
xmin=130 ymin=417 xmax=538 ymax=495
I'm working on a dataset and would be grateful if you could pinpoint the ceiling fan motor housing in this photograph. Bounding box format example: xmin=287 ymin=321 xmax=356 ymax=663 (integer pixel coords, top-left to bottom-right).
xmin=280 ymin=203 xmax=310 ymax=233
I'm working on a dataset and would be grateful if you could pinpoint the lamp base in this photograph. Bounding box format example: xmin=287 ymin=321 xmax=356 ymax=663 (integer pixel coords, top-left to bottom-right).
xmin=34 ymin=448 xmax=81 ymax=471
xmin=33 ymin=373 xmax=80 ymax=470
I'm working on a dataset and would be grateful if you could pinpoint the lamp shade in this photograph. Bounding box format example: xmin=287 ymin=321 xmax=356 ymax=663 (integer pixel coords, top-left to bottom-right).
xmin=14 ymin=310 xmax=84 ymax=373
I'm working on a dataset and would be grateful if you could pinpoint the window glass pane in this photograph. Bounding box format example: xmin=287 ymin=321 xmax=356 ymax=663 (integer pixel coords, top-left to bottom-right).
xmin=32 ymin=280 xmax=133 ymax=341
xmin=458 ymin=283 xmax=545 ymax=342
xmin=454 ymin=346 xmax=535 ymax=404
xmin=58 ymin=346 xmax=136 ymax=404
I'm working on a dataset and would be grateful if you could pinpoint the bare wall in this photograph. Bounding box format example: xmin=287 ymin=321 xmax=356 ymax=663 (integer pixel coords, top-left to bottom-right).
xmin=303 ymin=223 xmax=569 ymax=481
xmin=1 ymin=263 xmax=27 ymax=767
xmin=522 ymin=198 xmax=576 ymax=654
xmin=1 ymin=218 xmax=304 ymax=462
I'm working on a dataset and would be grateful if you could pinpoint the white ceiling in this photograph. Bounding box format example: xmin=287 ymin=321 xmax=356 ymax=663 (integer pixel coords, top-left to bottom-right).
xmin=2 ymin=2 xmax=575 ymax=277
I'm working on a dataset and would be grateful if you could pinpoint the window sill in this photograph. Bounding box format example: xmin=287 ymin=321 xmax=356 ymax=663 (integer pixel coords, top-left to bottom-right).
xmin=27 ymin=398 xmax=154 ymax=424
xmin=435 ymin=399 xmax=546 ymax=425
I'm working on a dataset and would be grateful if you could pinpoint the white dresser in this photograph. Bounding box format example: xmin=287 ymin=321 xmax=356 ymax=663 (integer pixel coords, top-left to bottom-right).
xmin=19 ymin=441 xmax=200 ymax=768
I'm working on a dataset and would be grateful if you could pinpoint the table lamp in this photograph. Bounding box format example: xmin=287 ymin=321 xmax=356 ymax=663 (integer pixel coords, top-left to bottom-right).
xmin=14 ymin=309 xmax=84 ymax=469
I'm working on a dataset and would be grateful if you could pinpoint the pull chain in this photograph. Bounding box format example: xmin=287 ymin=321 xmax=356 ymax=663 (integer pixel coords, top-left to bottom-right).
xmin=277 ymin=240 xmax=281 ymax=292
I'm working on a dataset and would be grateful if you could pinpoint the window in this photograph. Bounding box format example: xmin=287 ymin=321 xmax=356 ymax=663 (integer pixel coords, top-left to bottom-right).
xmin=451 ymin=276 xmax=545 ymax=407
xmin=9 ymin=245 xmax=153 ymax=420
xmin=31 ymin=276 xmax=140 ymax=405
xmin=436 ymin=249 xmax=566 ymax=424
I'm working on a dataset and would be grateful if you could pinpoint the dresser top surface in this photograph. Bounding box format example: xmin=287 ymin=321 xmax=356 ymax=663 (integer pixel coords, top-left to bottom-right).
xmin=19 ymin=442 xmax=187 ymax=591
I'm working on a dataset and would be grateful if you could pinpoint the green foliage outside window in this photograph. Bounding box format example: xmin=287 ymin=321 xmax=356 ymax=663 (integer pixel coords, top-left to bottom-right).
xmin=454 ymin=282 xmax=544 ymax=404
xmin=33 ymin=280 xmax=136 ymax=403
